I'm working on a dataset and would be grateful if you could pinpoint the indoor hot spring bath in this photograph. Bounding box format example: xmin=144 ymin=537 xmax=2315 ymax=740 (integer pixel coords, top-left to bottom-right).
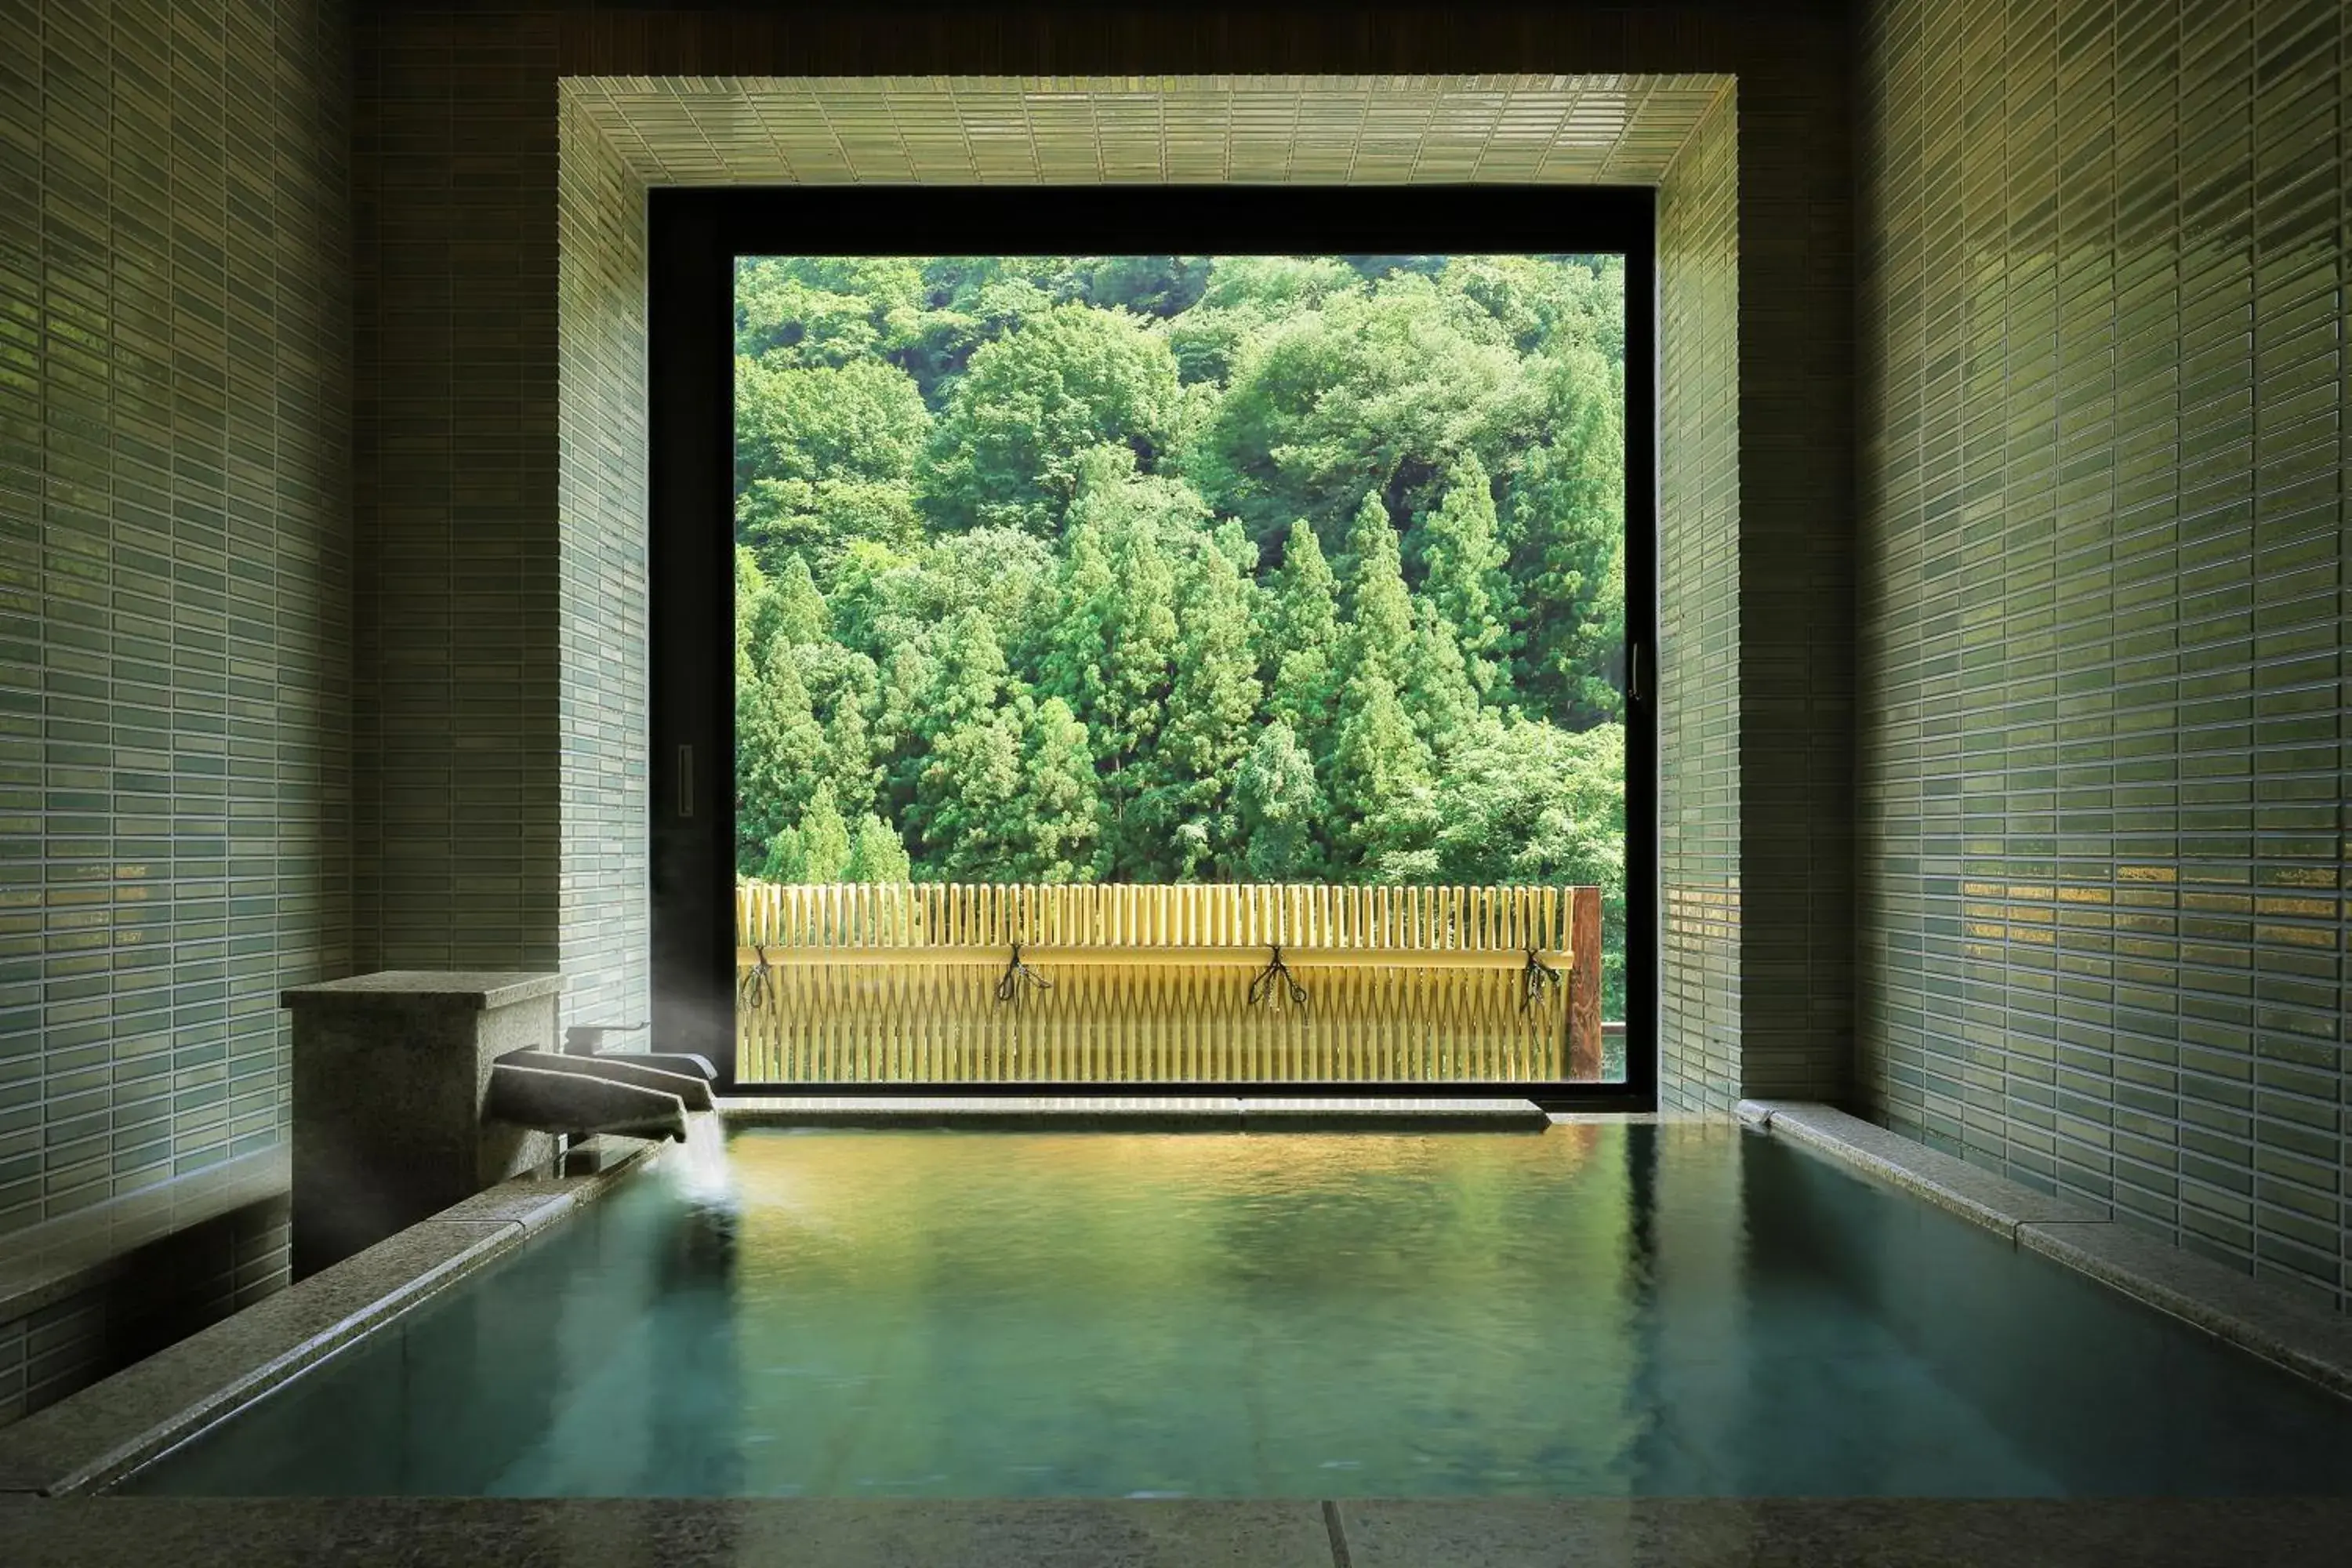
xmin=114 ymin=1123 xmax=2352 ymax=1500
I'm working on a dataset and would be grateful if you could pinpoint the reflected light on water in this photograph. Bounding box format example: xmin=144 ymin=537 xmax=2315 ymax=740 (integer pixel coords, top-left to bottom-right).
xmin=121 ymin=1123 xmax=2352 ymax=1499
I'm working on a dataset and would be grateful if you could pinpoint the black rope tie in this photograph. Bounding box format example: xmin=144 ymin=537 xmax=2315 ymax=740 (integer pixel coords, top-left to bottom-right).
xmin=739 ymin=945 xmax=776 ymax=1006
xmin=1248 ymin=944 xmax=1309 ymax=1011
xmin=1519 ymin=945 xmax=1563 ymax=1014
xmin=995 ymin=942 xmax=1053 ymax=1004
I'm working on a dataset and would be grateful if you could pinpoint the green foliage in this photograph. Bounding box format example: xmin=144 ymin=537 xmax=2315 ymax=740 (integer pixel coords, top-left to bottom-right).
xmin=1402 ymin=596 xmax=1481 ymax=758
xmin=1081 ymin=255 xmax=1210 ymax=318
xmin=1034 ymin=460 xmax=1189 ymax=876
xmin=1185 ymin=274 xmax=1534 ymax=554
xmin=1508 ymin=347 xmax=1627 ymax=724
xmin=1325 ymin=670 xmax=1433 ymax=877
xmin=1429 ymin=716 xmax=1628 ymax=1016
xmin=1338 ymin=491 xmax=1414 ymax=688
xmin=904 ymin=608 xmax=1026 ymax=878
xmin=1415 ymin=453 xmax=1512 ymax=698
xmin=735 ymin=358 xmax=929 ymax=491
xmin=1138 ymin=528 xmax=1264 ymax=877
xmin=762 ymin=782 xmax=851 ymax=883
xmin=1015 ymin=695 xmax=1102 ymax=882
xmin=730 ymin=252 xmax=1630 ymax=1013
xmin=843 ymin=814 xmax=913 ymax=884
xmin=1442 ymin=253 xmax=1626 ymax=361
xmin=770 ymin=554 xmax=831 ymax=644
xmin=920 ymin=303 xmax=1183 ymax=536
xmin=735 ymin=644 xmax=826 ymax=873
xmin=735 ymin=256 xmax=927 ymax=366
xmin=1233 ymin=721 xmax=1323 ymax=881
xmin=1258 ymin=518 xmax=1342 ymax=745
xmin=734 ymin=356 xmax=930 ymax=569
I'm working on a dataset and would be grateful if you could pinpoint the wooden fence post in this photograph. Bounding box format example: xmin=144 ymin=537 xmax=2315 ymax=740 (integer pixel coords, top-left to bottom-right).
xmin=1569 ymin=884 xmax=1604 ymax=1080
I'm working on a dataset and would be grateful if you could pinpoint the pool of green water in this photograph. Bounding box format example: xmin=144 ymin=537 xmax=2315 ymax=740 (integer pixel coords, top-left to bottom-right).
xmin=124 ymin=1123 xmax=2352 ymax=1497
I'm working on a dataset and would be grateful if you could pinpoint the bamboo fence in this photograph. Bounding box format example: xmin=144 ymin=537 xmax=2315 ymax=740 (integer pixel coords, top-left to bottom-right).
xmin=734 ymin=880 xmax=1606 ymax=1086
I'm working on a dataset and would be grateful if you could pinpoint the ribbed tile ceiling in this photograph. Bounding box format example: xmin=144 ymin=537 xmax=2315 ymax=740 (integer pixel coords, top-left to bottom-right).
xmin=562 ymin=74 xmax=1730 ymax=185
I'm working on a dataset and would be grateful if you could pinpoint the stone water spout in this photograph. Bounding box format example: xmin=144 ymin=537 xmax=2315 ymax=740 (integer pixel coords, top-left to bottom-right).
xmin=484 ymin=1047 xmax=713 ymax=1142
xmin=481 ymin=1022 xmax=721 ymax=1144
xmin=281 ymin=974 xmax=726 ymax=1277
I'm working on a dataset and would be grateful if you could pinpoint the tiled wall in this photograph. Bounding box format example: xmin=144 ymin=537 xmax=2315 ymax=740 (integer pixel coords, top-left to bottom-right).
xmin=0 ymin=0 xmax=346 ymax=1424
xmin=0 ymin=0 xmax=350 ymax=1235
xmin=555 ymin=93 xmax=650 ymax=1035
xmin=1656 ymin=27 xmax=1858 ymax=1115
xmin=350 ymin=9 xmax=565 ymax=983
xmin=0 ymin=1185 xmax=286 ymax=1425
xmin=1656 ymin=87 xmax=1744 ymax=1112
xmin=351 ymin=12 xmax=652 ymax=1036
xmin=1858 ymin=0 xmax=2350 ymax=1308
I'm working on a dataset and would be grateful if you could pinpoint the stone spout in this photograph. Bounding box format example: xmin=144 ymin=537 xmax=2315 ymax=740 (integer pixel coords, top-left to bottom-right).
xmin=597 ymin=1049 xmax=719 ymax=1083
xmin=485 ymin=1059 xmax=690 ymax=1142
xmin=496 ymin=1050 xmax=717 ymax=1112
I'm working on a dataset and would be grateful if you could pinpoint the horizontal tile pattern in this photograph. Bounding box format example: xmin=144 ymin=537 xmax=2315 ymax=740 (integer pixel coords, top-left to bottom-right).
xmin=350 ymin=7 xmax=563 ymax=981
xmin=1656 ymin=86 xmax=1743 ymax=1112
xmin=556 ymin=95 xmax=648 ymax=1036
xmin=1858 ymin=0 xmax=2350 ymax=1308
xmin=0 ymin=0 xmax=350 ymax=1243
xmin=0 ymin=0 xmax=341 ymax=1426
xmin=0 ymin=1190 xmax=286 ymax=1428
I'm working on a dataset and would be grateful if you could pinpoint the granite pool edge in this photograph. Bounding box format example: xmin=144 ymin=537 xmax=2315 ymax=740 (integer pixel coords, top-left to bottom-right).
xmin=0 ymin=1140 xmax=659 ymax=1498
xmin=10 ymin=1494 xmax=2352 ymax=1567
xmin=1737 ymin=1099 xmax=2352 ymax=1403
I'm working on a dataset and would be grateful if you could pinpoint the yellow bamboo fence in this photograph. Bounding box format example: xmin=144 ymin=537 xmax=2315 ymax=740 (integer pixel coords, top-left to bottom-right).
xmin=734 ymin=880 xmax=1605 ymax=1086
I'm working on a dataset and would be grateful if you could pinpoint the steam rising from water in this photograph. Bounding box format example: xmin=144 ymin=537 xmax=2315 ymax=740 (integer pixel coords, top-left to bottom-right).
xmin=667 ymin=1111 xmax=736 ymax=1209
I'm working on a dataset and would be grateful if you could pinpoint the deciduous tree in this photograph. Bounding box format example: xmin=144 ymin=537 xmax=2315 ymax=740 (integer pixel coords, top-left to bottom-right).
xmin=921 ymin=303 xmax=1182 ymax=535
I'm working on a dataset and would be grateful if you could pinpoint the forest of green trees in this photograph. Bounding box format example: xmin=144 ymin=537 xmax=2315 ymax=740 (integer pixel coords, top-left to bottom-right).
xmin=734 ymin=253 xmax=1628 ymax=1012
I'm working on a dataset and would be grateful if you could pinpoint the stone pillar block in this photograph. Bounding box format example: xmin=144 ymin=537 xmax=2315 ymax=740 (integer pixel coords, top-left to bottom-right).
xmin=282 ymin=971 xmax=564 ymax=1278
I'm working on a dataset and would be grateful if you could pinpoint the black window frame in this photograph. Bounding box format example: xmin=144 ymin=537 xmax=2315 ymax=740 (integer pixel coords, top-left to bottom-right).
xmin=649 ymin=184 xmax=1657 ymax=1111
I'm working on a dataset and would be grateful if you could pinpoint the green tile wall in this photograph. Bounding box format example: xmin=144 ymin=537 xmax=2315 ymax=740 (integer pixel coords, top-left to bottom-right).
xmin=353 ymin=13 xmax=651 ymax=1036
xmin=556 ymin=96 xmax=650 ymax=1035
xmin=0 ymin=1185 xmax=286 ymax=1425
xmin=1652 ymin=43 xmax=1857 ymax=1114
xmin=351 ymin=9 xmax=564 ymax=982
xmin=1858 ymin=0 xmax=2350 ymax=1308
xmin=0 ymin=0 xmax=351 ymax=1236
xmin=1657 ymin=87 xmax=1744 ymax=1113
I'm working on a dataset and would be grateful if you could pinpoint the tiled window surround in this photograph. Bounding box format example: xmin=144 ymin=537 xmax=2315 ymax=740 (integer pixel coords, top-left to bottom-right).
xmin=1859 ymin=0 xmax=2350 ymax=1310
xmin=545 ymin=59 xmax=1851 ymax=1116
xmin=557 ymin=71 xmax=1761 ymax=1112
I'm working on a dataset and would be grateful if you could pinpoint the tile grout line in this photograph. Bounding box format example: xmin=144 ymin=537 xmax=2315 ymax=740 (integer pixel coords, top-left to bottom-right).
xmin=1320 ymin=1498 xmax=1353 ymax=1568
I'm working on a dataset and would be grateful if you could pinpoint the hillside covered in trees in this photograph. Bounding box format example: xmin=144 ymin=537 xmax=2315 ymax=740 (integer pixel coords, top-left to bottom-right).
xmin=734 ymin=253 xmax=1628 ymax=1011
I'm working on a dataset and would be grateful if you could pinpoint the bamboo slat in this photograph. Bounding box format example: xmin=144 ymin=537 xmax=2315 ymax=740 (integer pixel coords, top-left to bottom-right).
xmin=731 ymin=878 xmax=1609 ymax=1086
xmin=734 ymin=880 xmax=1597 ymax=957
xmin=735 ymin=959 xmax=1569 ymax=1086
xmin=735 ymin=944 xmax=1566 ymax=970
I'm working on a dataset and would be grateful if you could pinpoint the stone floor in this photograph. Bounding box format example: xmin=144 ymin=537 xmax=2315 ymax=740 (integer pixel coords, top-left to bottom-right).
xmin=9 ymin=1495 xmax=2350 ymax=1566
